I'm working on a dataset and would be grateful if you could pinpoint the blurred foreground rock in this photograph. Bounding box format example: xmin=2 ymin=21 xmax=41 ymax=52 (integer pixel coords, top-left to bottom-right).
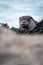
xmin=0 ymin=26 xmax=43 ymax=65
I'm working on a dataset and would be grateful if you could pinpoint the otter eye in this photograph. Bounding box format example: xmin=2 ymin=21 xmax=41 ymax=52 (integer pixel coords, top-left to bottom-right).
xmin=27 ymin=19 xmax=30 ymax=22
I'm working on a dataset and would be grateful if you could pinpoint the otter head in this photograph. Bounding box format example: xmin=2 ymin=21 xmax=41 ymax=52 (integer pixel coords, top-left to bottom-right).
xmin=19 ymin=16 xmax=32 ymax=29
xmin=19 ymin=16 xmax=37 ymax=31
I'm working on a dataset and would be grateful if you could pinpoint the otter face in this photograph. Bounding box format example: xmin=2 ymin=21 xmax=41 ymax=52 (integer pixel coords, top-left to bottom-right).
xmin=19 ymin=19 xmax=29 ymax=28
xmin=19 ymin=16 xmax=37 ymax=32
xmin=19 ymin=16 xmax=32 ymax=29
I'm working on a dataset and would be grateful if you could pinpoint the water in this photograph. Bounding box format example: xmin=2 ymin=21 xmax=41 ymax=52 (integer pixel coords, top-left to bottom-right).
xmin=0 ymin=0 xmax=43 ymax=28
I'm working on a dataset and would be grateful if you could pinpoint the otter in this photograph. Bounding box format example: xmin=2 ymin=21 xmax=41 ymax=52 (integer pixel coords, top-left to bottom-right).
xmin=19 ymin=16 xmax=37 ymax=33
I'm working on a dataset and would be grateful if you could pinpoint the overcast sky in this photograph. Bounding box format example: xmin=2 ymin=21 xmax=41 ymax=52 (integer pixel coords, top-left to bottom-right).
xmin=0 ymin=0 xmax=43 ymax=28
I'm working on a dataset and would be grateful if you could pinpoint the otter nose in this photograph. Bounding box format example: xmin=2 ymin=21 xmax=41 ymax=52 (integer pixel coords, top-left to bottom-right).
xmin=22 ymin=20 xmax=27 ymax=23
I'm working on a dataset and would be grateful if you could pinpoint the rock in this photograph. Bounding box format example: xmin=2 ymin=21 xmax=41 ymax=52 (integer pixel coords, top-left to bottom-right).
xmin=0 ymin=23 xmax=9 ymax=28
xmin=0 ymin=26 xmax=43 ymax=65
xmin=11 ymin=27 xmax=17 ymax=31
xmin=37 ymin=20 xmax=43 ymax=33
xmin=2 ymin=23 xmax=9 ymax=28
xmin=10 ymin=27 xmax=22 ymax=34
xmin=38 ymin=20 xmax=43 ymax=27
xmin=29 ymin=19 xmax=43 ymax=34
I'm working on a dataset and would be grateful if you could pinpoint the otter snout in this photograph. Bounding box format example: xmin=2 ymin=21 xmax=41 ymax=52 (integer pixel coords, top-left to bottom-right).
xmin=19 ymin=20 xmax=28 ymax=26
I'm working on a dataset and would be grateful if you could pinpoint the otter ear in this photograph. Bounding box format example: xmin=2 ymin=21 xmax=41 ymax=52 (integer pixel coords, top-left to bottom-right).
xmin=27 ymin=17 xmax=32 ymax=22
xmin=19 ymin=17 xmax=23 ymax=22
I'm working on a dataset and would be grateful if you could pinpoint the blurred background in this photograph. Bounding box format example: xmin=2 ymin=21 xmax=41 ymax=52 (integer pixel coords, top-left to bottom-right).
xmin=0 ymin=0 xmax=43 ymax=28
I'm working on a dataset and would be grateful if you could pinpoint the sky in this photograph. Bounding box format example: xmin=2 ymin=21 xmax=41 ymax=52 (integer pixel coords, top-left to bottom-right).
xmin=0 ymin=0 xmax=43 ymax=28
